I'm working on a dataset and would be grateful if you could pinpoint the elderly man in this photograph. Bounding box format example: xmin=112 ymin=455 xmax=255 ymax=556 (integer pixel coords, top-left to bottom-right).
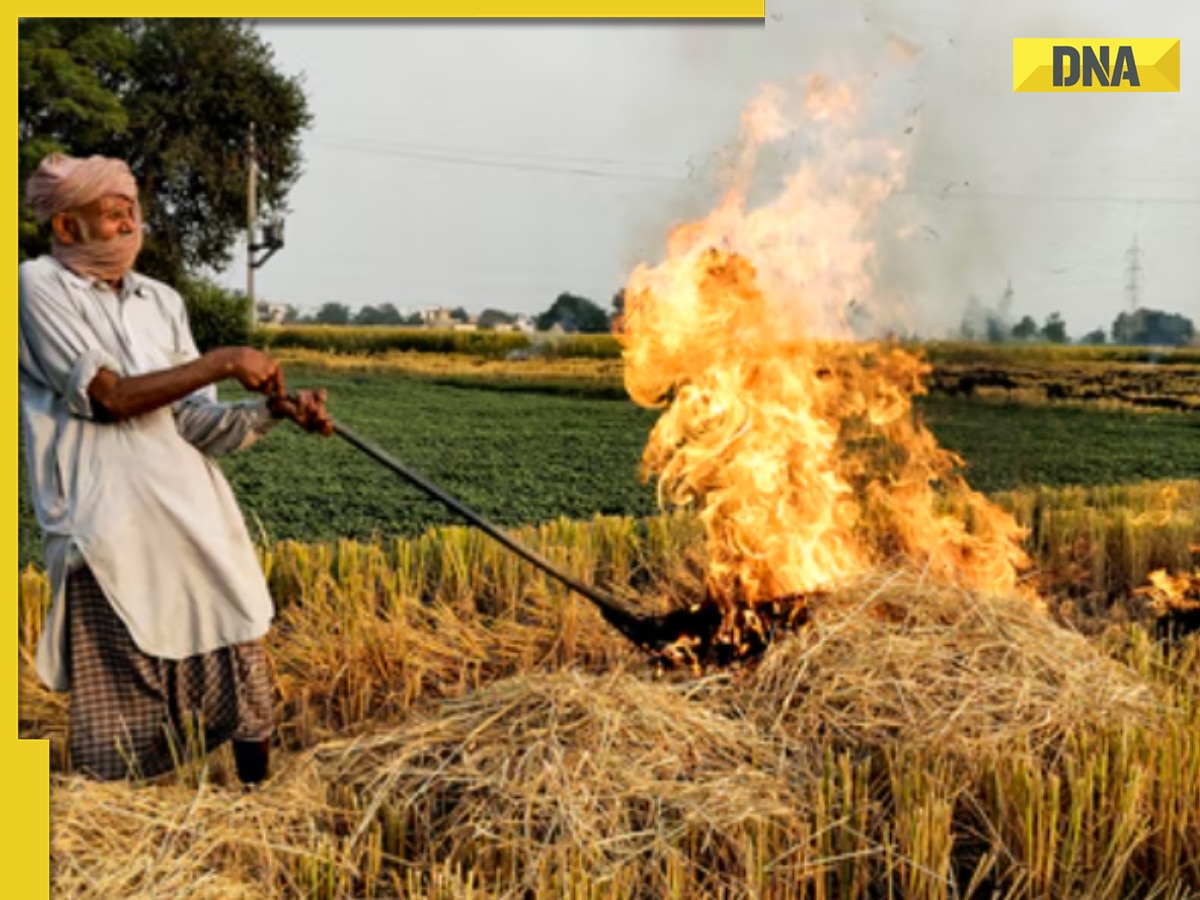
xmin=18 ymin=152 xmax=330 ymax=785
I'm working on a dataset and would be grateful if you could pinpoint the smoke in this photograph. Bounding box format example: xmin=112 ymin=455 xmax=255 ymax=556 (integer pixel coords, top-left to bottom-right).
xmin=619 ymin=0 xmax=1174 ymax=339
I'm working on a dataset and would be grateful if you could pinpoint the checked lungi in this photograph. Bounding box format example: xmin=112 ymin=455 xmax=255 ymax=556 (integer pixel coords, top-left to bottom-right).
xmin=66 ymin=566 xmax=274 ymax=781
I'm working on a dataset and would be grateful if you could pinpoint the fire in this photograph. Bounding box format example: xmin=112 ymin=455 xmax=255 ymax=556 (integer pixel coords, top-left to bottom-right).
xmin=619 ymin=77 xmax=1030 ymax=617
xmin=1138 ymin=569 xmax=1200 ymax=617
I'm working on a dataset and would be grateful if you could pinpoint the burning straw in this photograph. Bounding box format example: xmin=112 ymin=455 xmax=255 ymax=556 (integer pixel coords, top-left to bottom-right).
xmin=619 ymin=77 xmax=1029 ymax=624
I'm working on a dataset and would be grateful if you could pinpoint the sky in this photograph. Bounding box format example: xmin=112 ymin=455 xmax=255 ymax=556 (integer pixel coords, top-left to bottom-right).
xmin=214 ymin=2 xmax=1200 ymax=339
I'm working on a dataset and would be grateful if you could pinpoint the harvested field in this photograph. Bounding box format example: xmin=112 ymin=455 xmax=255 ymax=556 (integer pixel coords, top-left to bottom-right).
xmin=252 ymin=336 xmax=1200 ymax=413
xmin=926 ymin=358 xmax=1200 ymax=411
xmin=20 ymin=491 xmax=1200 ymax=898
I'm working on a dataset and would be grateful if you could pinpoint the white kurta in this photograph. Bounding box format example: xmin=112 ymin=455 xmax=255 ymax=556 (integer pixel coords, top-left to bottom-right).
xmin=18 ymin=255 xmax=277 ymax=691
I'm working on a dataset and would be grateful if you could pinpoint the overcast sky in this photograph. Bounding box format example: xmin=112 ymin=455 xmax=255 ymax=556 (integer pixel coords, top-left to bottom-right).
xmin=216 ymin=2 xmax=1200 ymax=338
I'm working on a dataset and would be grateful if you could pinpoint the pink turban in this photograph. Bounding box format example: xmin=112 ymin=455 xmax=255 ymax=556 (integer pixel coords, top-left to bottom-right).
xmin=26 ymin=153 xmax=140 ymax=223
xmin=27 ymin=153 xmax=144 ymax=281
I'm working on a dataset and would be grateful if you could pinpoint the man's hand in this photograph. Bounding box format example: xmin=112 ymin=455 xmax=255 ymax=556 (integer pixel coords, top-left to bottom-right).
xmin=223 ymin=348 xmax=284 ymax=398
xmin=267 ymin=388 xmax=334 ymax=436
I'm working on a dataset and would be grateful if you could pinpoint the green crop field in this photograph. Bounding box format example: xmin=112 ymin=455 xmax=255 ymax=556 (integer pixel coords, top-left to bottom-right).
xmin=16 ymin=363 xmax=1199 ymax=570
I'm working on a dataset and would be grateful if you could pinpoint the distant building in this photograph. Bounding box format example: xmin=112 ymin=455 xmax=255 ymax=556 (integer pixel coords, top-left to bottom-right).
xmin=419 ymin=306 xmax=457 ymax=329
xmin=255 ymin=301 xmax=291 ymax=325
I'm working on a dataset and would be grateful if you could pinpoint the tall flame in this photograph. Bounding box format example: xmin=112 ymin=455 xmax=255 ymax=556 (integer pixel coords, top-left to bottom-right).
xmin=621 ymin=77 xmax=1029 ymax=611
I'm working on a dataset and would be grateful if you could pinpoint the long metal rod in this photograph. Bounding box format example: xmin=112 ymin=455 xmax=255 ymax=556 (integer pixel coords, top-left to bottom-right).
xmin=329 ymin=419 xmax=652 ymax=640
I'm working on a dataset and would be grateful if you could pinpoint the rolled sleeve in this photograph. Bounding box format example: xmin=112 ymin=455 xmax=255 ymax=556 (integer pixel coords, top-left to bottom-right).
xmin=174 ymin=396 xmax=278 ymax=456
xmin=18 ymin=261 xmax=124 ymax=420
xmin=66 ymin=346 xmax=124 ymax=419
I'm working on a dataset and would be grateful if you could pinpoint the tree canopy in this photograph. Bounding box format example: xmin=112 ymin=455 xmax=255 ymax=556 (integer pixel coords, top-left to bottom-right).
xmin=1011 ymin=315 xmax=1038 ymax=342
xmin=1112 ymin=308 xmax=1196 ymax=346
xmin=1039 ymin=312 xmax=1069 ymax=344
xmin=313 ymin=302 xmax=352 ymax=325
xmin=478 ymin=308 xmax=516 ymax=329
xmin=535 ymin=292 xmax=611 ymax=334
xmin=354 ymin=303 xmax=404 ymax=326
xmin=19 ymin=18 xmax=310 ymax=284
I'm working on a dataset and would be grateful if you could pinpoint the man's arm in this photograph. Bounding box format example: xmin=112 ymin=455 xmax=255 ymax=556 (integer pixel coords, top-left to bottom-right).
xmin=173 ymin=396 xmax=276 ymax=456
xmin=88 ymin=347 xmax=284 ymax=423
xmin=174 ymin=388 xmax=333 ymax=455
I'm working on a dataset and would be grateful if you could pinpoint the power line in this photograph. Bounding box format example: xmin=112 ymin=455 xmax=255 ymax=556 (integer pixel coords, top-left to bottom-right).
xmin=310 ymin=138 xmax=1200 ymax=205
xmin=893 ymin=187 xmax=1200 ymax=206
xmin=314 ymin=133 xmax=686 ymax=171
xmin=311 ymin=137 xmax=688 ymax=183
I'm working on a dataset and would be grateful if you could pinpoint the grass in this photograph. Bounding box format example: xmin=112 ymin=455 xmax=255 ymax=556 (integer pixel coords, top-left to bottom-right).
xmin=918 ymin=397 xmax=1200 ymax=493
xmin=17 ymin=366 xmax=663 ymax=570
xmin=17 ymin=364 xmax=1199 ymax=570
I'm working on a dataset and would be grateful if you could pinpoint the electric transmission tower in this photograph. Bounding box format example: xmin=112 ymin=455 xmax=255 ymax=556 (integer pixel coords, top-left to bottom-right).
xmin=1124 ymin=234 xmax=1142 ymax=312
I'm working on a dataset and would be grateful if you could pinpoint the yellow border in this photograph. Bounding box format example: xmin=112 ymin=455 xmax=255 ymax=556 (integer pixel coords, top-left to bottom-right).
xmin=11 ymin=11 xmax=51 ymax=896
xmin=21 ymin=3 xmax=764 ymax=16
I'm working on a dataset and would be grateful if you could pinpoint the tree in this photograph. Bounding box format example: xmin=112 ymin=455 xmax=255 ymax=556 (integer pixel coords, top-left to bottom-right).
xmin=314 ymin=302 xmax=351 ymax=325
xmin=478 ymin=308 xmax=515 ymax=329
xmin=177 ymin=276 xmax=252 ymax=351
xmin=1080 ymin=328 xmax=1107 ymax=345
xmin=611 ymin=289 xmax=625 ymax=315
xmin=610 ymin=288 xmax=627 ymax=332
xmin=1111 ymin=308 xmax=1196 ymax=346
xmin=1011 ymin=315 xmax=1038 ymax=341
xmin=1040 ymin=312 xmax=1069 ymax=344
xmin=354 ymin=303 xmax=403 ymax=326
xmin=19 ymin=18 xmax=310 ymax=284
xmin=535 ymin=292 xmax=610 ymax=334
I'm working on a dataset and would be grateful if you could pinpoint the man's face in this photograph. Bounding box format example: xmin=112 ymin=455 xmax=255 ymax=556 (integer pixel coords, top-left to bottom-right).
xmin=60 ymin=195 xmax=138 ymax=244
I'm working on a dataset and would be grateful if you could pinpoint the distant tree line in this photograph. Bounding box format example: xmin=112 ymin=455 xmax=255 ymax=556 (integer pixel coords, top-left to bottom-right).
xmin=278 ymin=289 xmax=1198 ymax=349
xmin=961 ymin=302 xmax=1195 ymax=347
xmin=270 ymin=290 xmax=625 ymax=333
xmin=1110 ymin=308 xmax=1196 ymax=346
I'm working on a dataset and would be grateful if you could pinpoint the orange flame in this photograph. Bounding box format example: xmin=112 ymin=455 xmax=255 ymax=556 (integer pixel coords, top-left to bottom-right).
xmin=620 ymin=78 xmax=1029 ymax=610
xmin=1140 ymin=569 xmax=1200 ymax=616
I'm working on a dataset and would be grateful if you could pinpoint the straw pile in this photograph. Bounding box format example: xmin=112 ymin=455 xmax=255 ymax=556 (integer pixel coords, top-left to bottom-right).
xmin=744 ymin=570 xmax=1158 ymax=758
xmin=49 ymin=771 xmax=337 ymax=899
xmin=42 ymin=569 xmax=1191 ymax=899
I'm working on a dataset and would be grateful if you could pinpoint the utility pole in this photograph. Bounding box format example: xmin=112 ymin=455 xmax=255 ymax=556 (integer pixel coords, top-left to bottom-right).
xmin=244 ymin=122 xmax=286 ymax=330
xmin=1124 ymin=233 xmax=1141 ymax=313
xmin=246 ymin=122 xmax=258 ymax=330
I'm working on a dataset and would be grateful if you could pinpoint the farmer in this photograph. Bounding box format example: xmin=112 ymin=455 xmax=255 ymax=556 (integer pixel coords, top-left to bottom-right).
xmin=18 ymin=152 xmax=331 ymax=785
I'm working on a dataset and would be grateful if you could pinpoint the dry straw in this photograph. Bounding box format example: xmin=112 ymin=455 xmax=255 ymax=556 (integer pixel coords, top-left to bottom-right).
xmin=38 ymin=560 xmax=1197 ymax=899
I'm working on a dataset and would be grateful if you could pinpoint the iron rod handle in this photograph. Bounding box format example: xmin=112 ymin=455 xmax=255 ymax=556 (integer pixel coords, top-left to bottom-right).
xmin=326 ymin=419 xmax=648 ymax=636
